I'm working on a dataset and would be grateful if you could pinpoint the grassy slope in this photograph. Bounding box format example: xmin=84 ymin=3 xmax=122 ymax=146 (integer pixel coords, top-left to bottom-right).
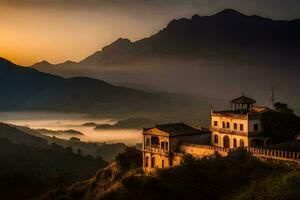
xmin=41 ymin=152 xmax=300 ymax=200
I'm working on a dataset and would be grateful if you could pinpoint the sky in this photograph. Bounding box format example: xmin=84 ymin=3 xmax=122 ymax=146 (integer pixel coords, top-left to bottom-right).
xmin=1 ymin=0 xmax=300 ymax=66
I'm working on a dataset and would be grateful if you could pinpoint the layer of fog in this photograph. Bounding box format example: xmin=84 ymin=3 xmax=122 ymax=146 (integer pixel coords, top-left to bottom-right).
xmin=0 ymin=112 xmax=142 ymax=145
xmin=45 ymin=58 xmax=300 ymax=114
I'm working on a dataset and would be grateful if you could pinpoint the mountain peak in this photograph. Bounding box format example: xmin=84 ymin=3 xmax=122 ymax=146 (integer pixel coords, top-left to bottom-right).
xmin=32 ymin=60 xmax=53 ymax=68
xmin=109 ymin=38 xmax=132 ymax=48
xmin=62 ymin=60 xmax=77 ymax=65
xmin=101 ymin=38 xmax=133 ymax=54
xmin=215 ymin=9 xmax=246 ymax=17
xmin=39 ymin=60 xmax=51 ymax=65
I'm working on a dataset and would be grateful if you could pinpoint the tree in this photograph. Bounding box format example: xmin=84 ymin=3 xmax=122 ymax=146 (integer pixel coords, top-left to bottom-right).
xmin=261 ymin=107 xmax=300 ymax=143
xmin=115 ymin=147 xmax=142 ymax=172
xmin=274 ymin=102 xmax=294 ymax=114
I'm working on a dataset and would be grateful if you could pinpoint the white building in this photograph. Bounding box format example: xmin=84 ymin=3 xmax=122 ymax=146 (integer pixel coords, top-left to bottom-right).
xmin=211 ymin=96 xmax=270 ymax=148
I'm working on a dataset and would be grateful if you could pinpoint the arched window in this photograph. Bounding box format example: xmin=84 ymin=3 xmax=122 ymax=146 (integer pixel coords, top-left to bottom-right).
xmin=214 ymin=135 xmax=219 ymax=144
xmin=240 ymin=139 xmax=245 ymax=147
xmin=145 ymin=138 xmax=150 ymax=146
xmin=223 ymin=136 xmax=230 ymax=148
xmin=145 ymin=157 xmax=149 ymax=167
xmin=233 ymin=139 xmax=237 ymax=148
xmin=151 ymin=157 xmax=155 ymax=168
xmin=151 ymin=136 xmax=159 ymax=148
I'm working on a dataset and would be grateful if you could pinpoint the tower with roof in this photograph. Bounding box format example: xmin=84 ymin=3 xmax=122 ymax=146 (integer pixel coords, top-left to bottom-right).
xmin=211 ymin=95 xmax=270 ymax=149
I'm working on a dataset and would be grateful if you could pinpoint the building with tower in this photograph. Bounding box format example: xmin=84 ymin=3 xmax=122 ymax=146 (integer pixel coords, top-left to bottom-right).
xmin=210 ymin=96 xmax=270 ymax=148
xmin=141 ymin=95 xmax=299 ymax=172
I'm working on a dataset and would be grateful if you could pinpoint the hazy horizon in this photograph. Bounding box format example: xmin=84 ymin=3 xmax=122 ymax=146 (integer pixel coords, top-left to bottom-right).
xmin=1 ymin=0 xmax=300 ymax=66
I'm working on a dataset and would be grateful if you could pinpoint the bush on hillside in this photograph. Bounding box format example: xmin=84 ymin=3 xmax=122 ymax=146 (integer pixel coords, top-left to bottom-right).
xmin=115 ymin=147 xmax=142 ymax=172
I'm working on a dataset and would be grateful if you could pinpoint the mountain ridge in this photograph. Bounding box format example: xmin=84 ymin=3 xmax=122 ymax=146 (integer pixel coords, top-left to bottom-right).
xmin=1 ymin=58 xmax=209 ymax=121
xmin=31 ymin=8 xmax=300 ymax=68
xmin=27 ymin=9 xmax=300 ymax=113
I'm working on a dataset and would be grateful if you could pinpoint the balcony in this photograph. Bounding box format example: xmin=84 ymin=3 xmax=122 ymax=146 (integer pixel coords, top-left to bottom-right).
xmin=211 ymin=111 xmax=248 ymax=119
xmin=211 ymin=126 xmax=248 ymax=136
xmin=143 ymin=145 xmax=169 ymax=155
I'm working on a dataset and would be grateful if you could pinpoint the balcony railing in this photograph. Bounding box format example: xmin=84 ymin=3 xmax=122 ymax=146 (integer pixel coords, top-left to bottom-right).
xmin=210 ymin=127 xmax=248 ymax=136
xmin=144 ymin=146 xmax=169 ymax=155
xmin=211 ymin=111 xmax=260 ymax=120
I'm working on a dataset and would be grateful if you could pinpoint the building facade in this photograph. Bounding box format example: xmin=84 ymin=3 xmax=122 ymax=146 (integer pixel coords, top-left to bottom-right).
xmin=211 ymin=96 xmax=269 ymax=148
xmin=141 ymin=96 xmax=273 ymax=172
xmin=142 ymin=123 xmax=210 ymax=172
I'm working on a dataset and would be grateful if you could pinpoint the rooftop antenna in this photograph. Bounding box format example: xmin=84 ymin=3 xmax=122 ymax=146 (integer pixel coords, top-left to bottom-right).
xmin=271 ymin=86 xmax=275 ymax=109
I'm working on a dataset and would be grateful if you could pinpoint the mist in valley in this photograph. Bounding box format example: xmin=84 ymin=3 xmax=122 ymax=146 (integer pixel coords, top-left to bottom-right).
xmin=37 ymin=57 xmax=300 ymax=115
xmin=0 ymin=112 xmax=142 ymax=145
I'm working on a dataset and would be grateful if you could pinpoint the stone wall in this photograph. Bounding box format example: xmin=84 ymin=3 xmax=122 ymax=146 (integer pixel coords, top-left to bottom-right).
xmin=179 ymin=143 xmax=229 ymax=158
xmin=179 ymin=144 xmax=300 ymax=164
xmin=243 ymin=147 xmax=300 ymax=163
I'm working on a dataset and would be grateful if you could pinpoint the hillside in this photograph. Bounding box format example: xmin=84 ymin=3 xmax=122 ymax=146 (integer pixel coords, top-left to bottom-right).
xmin=31 ymin=9 xmax=300 ymax=112
xmin=0 ymin=123 xmax=109 ymax=200
xmin=9 ymin=124 xmax=127 ymax=161
xmin=39 ymin=150 xmax=300 ymax=200
xmin=0 ymin=58 xmax=209 ymax=121
xmin=0 ymin=123 xmax=48 ymax=147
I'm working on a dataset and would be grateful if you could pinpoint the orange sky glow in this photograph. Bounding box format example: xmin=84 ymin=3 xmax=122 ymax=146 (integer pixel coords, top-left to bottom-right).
xmin=1 ymin=1 xmax=299 ymax=66
xmin=0 ymin=6 xmax=167 ymax=66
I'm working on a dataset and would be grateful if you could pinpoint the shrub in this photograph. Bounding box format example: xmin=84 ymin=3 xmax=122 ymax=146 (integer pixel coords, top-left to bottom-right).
xmin=115 ymin=147 xmax=142 ymax=172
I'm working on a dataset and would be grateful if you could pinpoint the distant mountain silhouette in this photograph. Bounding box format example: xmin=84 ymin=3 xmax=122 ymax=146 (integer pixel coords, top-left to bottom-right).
xmin=0 ymin=123 xmax=48 ymax=147
xmin=1 ymin=58 xmax=208 ymax=120
xmin=33 ymin=8 xmax=300 ymax=68
xmin=30 ymin=9 xmax=300 ymax=113
xmin=95 ymin=117 xmax=156 ymax=130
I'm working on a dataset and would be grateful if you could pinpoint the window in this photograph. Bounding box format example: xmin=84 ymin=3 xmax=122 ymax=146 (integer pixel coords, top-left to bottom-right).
xmin=253 ymin=124 xmax=259 ymax=131
xmin=213 ymin=121 xmax=218 ymax=127
xmin=240 ymin=139 xmax=245 ymax=147
xmin=240 ymin=124 xmax=244 ymax=131
xmin=222 ymin=122 xmax=225 ymax=128
xmin=214 ymin=134 xmax=219 ymax=144
xmin=151 ymin=136 xmax=159 ymax=148
xmin=145 ymin=138 xmax=150 ymax=146
xmin=165 ymin=142 xmax=169 ymax=150
xmin=145 ymin=157 xmax=149 ymax=167
xmin=161 ymin=142 xmax=164 ymax=150
xmin=223 ymin=136 xmax=230 ymax=148
xmin=151 ymin=157 xmax=155 ymax=168
xmin=234 ymin=123 xmax=238 ymax=130
xmin=162 ymin=160 xmax=165 ymax=168
xmin=233 ymin=139 xmax=237 ymax=148
xmin=226 ymin=122 xmax=230 ymax=129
